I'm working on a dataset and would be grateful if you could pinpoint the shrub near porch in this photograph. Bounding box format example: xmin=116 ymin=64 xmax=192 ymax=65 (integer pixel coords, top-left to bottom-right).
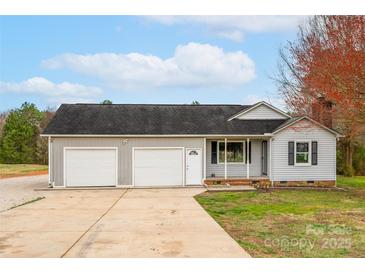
xmin=196 ymin=176 xmax=365 ymax=258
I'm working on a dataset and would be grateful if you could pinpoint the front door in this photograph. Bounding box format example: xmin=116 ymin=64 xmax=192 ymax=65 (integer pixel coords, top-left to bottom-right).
xmin=186 ymin=148 xmax=202 ymax=185
xmin=261 ymin=141 xmax=268 ymax=175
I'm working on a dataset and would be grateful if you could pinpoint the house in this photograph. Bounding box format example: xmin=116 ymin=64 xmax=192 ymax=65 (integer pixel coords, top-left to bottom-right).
xmin=41 ymin=101 xmax=341 ymax=188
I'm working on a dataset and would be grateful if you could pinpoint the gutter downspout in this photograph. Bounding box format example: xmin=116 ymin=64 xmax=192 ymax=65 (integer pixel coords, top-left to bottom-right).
xmin=48 ymin=136 xmax=52 ymax=188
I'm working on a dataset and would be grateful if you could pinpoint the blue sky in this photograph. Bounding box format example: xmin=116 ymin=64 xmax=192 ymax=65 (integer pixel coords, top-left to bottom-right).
xmin=0 ymin=16 xmax=304 ymax=111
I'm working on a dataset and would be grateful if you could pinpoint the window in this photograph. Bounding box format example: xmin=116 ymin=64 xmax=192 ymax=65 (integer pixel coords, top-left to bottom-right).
xmin=295 ymin=141 xmax=311 ymax=165
xmin=218 ymin=141 xmax=245 ymax=163
xmin=289 ymin=140 xmax=318 ymax=166
xmin=211 ymin=141 xmax=217 ymax=164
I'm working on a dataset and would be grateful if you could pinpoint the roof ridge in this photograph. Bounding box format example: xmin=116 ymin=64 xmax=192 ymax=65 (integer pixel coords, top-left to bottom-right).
xmin=67 ymin=103 xmax=250 ymax=107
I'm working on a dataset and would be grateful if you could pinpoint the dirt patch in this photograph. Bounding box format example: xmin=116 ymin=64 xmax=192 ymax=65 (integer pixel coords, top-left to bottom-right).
xmin=0 ymin=170 xmax=48 ymax=179
xmin=161 ymin=240 xmax=183 ymax=257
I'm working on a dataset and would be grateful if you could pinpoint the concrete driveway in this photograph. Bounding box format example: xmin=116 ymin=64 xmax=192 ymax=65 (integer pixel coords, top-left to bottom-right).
xmin=0 ymin=188 xmax=250 ymax=258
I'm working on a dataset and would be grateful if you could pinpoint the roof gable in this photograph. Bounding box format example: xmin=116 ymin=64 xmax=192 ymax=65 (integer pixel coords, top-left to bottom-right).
xmin=272 ymin=116 xmax=342 ymax=137
xmin=228 ymin=101 xmax=291 ymax=121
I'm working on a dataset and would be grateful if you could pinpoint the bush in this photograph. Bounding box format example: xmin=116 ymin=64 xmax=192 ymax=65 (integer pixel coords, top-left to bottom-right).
xmin=336 ymin=146 xmax=345 ymax=175
xmin=353 ymin=143 xmax=365 ymax=175
xmin=343 ymin=165 xmax=355 ymax=177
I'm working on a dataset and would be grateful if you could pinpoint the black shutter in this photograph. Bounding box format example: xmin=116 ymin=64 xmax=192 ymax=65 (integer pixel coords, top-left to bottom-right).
xmin=211 ymin=141 xmax=217 ymax=164
xmin=245 ymin=141 xmax=252 ymax=164
xmin=288 ymin=141 xmax=294 ymax=165
xmin=312 ymin=141 xmax=318 ymax=165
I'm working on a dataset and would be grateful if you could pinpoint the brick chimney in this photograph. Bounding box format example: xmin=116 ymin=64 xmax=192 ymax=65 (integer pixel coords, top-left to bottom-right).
xmin=311 ymin=97 xmax=333 ymax=128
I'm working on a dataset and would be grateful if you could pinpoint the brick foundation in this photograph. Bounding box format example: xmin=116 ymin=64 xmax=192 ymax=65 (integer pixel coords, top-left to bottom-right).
xmin=204 ymin=178 xmax=259 ymax=186
xmin=205 ymin=179 xmax=336 ymax=188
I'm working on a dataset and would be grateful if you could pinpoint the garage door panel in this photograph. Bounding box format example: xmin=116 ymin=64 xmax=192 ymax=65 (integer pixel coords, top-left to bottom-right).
xmin=65 ymin=149 xmax=117 ymax=187
xmin=134 ymin=150 xmax=181 ymax=166
xmin=134 ymin=149 xmax=183 ymax=187
xmin=135 ymin=158 xmax=181 ymax=168
xmin=134 ymin=167 xmax=183 ymax=186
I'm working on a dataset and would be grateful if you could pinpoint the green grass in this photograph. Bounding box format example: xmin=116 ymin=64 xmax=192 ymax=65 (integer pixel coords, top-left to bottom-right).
xmin=196 ymin=176 xmax=365 ymax=258
xmin=337 ymin=176 xmax=365 ymax=189
xmin=0 ymin=164 xmax=48 ymax=178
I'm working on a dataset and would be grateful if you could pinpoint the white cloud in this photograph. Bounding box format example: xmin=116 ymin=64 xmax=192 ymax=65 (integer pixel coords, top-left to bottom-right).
xmin=145 ymin=16 xmax=307 ymax=41
xmin=215 ymin=30 xmax=244 ymax=42
xmin=42 ymin=42 xmax=256 ymax=90
xmin=0 ymin=77 xmax=103 ymax=104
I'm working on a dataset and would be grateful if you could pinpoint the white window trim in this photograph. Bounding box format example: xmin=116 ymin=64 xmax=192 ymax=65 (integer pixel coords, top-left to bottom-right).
xmin=217 ymin=140 xmax=246 ymax=164
xmin=294 ymin=140 xmax=311 ymax=166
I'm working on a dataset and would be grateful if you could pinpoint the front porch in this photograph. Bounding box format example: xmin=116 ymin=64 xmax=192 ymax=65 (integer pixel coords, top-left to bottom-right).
xmin=203 ymin=137 xmax=271 ymax=185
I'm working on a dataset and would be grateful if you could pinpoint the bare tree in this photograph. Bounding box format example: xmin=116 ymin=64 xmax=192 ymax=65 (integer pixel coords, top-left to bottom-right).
xmin=275 ymin=16 xmax=365 ymax=174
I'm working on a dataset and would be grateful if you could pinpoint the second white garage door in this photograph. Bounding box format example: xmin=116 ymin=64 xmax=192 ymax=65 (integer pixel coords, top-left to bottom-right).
xmin=133 ymin=148 xmax=184 ymax=187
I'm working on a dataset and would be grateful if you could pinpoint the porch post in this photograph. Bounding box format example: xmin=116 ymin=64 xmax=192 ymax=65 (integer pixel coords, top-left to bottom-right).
xmin=224 ymin=138 xmax=227 ymax=179
xmin=246 ymin=138 xmax=250 ymax=179
xmin=269 ymin=137 xmax=273 ymax=186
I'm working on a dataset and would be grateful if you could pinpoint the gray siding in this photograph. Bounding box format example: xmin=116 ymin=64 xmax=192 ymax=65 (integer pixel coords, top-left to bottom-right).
xmin=237 ymin=104 xmax=287 ymax=120
xmin=206 ymin=139 xmax=267 ymax=178
xmin=51 ymin=137 xmax=204 ymax=186
xmin=271 ymin=119 xmax=336 ymax=181
xmin=120 ymin=138 xmax=204 ymax=185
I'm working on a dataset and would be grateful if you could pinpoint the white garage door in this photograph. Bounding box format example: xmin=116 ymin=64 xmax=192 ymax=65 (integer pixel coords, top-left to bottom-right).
xmin=133 ymin=148 xmax=184 ymax=187
xmin=64 ymin=148 xmax=117 ymax=187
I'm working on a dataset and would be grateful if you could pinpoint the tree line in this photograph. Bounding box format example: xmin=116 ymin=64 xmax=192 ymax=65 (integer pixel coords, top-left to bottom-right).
xmin=0 ymin=102 xmax=55 ymax=165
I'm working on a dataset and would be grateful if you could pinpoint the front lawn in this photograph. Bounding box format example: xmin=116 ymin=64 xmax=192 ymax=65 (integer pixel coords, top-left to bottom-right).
xmin=0 ymin=164 xmax=48 ymax=179
xmin=337 ymin=176 xmax=365 ymax=189
xmin=196 ymin=176 xmax=365 ymax=258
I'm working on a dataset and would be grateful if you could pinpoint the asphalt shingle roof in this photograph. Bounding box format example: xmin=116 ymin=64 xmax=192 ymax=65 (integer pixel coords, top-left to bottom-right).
xmin=43 ymin=104 xmax=289 ymax=135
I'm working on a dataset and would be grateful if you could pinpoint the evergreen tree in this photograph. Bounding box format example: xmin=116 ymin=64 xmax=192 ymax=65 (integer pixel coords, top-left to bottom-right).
xmin=0 ymin=102 xmax=43 ymax=163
